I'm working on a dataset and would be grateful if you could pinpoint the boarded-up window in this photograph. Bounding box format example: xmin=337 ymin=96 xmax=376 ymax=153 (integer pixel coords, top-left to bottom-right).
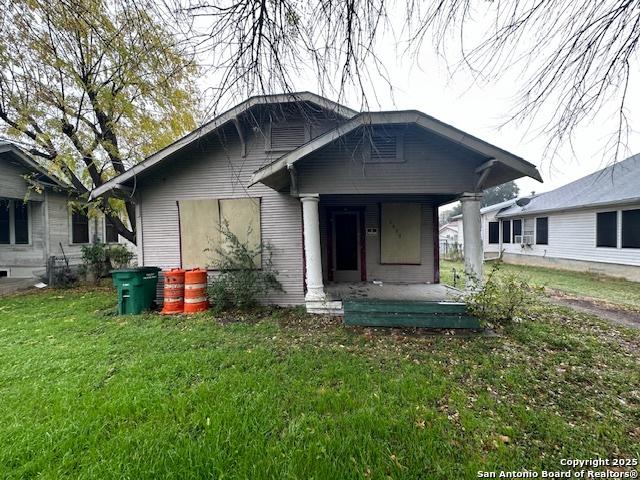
xmin=219 ymin=198 xmax=261 ymax=265
xmin=488 ymin=222 xmax=499 ymax=244
xmin=0 ymin=199 xmax=9 ymax=244
xmin=596 ymin=211 xmax=617 ymax=248
xmin=380 ymin=203 xmax=421 ymax=264
xmin=179 ymin=198 xmax=261 ymax=269
xmin=269 ymin=122 xmax=307 ymax=151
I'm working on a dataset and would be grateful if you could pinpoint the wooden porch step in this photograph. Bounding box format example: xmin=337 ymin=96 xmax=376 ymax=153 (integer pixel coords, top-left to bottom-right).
xmin=343 ymin=299 xmax=481 ymax=329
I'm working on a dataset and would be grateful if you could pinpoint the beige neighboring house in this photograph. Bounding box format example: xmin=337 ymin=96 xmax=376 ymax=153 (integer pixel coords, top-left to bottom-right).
xmin=91 ymin=92 xmax=542 ymax=312
xmin=0 ymin=142 xmax=133 ymax=278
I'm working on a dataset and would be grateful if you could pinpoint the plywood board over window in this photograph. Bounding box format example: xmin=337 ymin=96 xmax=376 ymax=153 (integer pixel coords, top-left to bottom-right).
xmin=178 ymin=198 xmax=261 ymax=270
xmin=380 ymin=203 xmax=421 ymax=264
xmin=179 ymin=199 xmax=220 ymax=269
xmin=219 ymin=198 xmax=262 ymax=266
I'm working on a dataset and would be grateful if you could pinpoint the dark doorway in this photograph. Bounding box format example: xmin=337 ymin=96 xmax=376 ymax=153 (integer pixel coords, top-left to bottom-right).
xmin=331 ymin=210 xmax=363 ymax=282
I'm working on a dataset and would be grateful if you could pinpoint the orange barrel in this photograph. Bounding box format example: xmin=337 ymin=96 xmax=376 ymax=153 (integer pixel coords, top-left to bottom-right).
xmin=160 ymin=268 xmax=185 ymax=314
xmin=184 ymin=268 xmax=208 ymax=313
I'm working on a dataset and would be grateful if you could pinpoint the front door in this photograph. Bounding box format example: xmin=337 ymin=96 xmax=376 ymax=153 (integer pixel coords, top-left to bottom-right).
xmin=332 ymin=211 xmax=361 ymax=282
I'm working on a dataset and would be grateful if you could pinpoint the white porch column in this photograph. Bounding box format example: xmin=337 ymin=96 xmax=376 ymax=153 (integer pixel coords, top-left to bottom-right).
xmin=461 ymin=192 xmax=484 ymax=289
xmin=301 ymin=195 xmax=326 ymax=301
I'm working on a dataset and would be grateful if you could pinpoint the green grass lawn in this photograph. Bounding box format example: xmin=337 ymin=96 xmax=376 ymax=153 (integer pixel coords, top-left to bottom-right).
xmin=0 ymin=288 xmax=639 ymax=479
xmin=441 ymin=260 xmax=640 ymax=310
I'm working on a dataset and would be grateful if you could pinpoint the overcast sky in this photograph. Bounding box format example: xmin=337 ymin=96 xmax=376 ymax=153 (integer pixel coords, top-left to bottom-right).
xmin=199 ymin=6 xmax=640 ymax=203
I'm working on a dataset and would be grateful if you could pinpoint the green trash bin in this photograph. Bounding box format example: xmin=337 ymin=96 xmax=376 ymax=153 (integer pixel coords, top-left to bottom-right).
xmin=111 ymin=267 xmax=161 ymax=315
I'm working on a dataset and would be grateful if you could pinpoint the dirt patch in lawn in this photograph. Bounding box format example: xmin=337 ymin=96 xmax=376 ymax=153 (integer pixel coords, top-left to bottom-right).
xmin=548 ymin=292 xmax=640 ymax=329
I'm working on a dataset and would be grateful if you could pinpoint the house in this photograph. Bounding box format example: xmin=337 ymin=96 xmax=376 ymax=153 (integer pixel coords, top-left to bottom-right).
xmin=0 ymin=142 xmax=130 ymax=278
xmin=439 ymin=222 xmax=460 ymax=244
xmin=90 ymin=92 xmax=542 ymax=313
xmin=438 ymin=220 xmax=463 ymax=259
xmin=471 ymin=155 xmax=640 ymax=281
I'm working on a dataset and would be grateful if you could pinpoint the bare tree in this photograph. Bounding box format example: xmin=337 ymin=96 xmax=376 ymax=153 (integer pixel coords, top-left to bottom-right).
xmin=170 ymin=0 xmax=639 ymax=160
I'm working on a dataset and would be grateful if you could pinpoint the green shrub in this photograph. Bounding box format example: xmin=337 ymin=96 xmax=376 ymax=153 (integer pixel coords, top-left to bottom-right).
xmin=108 ymin=244 xmax=134 ymax=269
xmin=82 ymin=243 xmax=135 ymax=283
xmin=207 ymin=223 xmax=283 ymax=312
xmin=466 ymin=263 xmax=542 ymax=327
xmin=81 ymin=243 xmax=109 ymax=283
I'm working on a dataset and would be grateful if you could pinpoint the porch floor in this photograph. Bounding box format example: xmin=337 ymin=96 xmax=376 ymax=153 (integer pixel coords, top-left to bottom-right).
xmin=325 ymin=282 xmax=462 ymax=302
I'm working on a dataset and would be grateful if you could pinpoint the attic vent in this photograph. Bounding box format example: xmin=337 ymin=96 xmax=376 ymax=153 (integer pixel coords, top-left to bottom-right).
xmin=269 ymin=122 xmax=308 ymax=151
xmin=366 ymin=134 xmax=403 ymax=163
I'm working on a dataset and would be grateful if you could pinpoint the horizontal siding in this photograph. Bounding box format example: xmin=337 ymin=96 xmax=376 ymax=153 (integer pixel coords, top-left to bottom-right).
xmin=297 ymin=125 xmax=486 ymax=195
xmin=495 ymin=205 xmax=640 ymax=267
xmin=138 ymin=123 xmax=305 ymax=306
xmin=319 ymin=195 xmax=436 ymax=283
xmin=0 ymin=161 xmax=44 ymax=201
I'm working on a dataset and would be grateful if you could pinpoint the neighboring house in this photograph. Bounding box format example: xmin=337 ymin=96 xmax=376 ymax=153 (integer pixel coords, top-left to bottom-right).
xmin=90 ymin=92 xmax=541 ymax=312
xmin=0 ymin=142 xmax=132 ymax=278
xmin=465 ymin=155 xmax=640 ymax=281
xmin=439 ymin=222 xmax=459 ymax=244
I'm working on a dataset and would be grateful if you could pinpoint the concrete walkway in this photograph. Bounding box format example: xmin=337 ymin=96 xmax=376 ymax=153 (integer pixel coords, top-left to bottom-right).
xmin=0 ymin=278 xmax=38 ymax=297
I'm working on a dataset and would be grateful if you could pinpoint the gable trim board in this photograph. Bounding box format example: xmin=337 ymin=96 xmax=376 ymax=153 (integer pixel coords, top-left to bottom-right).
xmin=250 ymin=111 xmax=542 ymax=189
xmin=89 ymin=92 xmax=357 ymax=201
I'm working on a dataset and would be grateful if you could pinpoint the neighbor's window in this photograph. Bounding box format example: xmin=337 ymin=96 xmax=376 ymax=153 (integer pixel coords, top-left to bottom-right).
xmin=502 ymin=220 xmax=511 ymax=244
xmin=596 ymin=211 xmax=617 ymax=248
xmin=13 ymin=201 xmax=29 ymax=244
xmin=72 ymin=210 xmax=90 ymax=244
xmin=0 ymin=199 xmax=9 ymax=244
xmin=488 ymin=222 xmax=499 ymax=244
xmin=105 ymin=217 xmax=119 ymax=243
xmin=512 ymin=219 xmax=522 ymax=243
xmin=536 ymin=217 xmax=548 ymax=245
xmin=621 ymin=208 xmax=640 ymax=249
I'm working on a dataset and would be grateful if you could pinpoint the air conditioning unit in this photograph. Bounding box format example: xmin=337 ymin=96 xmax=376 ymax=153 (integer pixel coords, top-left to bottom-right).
xmin=515 ymin=235 xmax=533 ymax=246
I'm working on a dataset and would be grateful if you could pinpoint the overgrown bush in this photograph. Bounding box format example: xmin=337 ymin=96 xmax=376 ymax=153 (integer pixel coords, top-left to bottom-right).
xmin=82 ymin=243 xmax=135 ymax=283
xmin=81 ymin=244 xmax=109 ymax=283
xmin=51 ymin=265 xmax=78 ymax=288
xmin=466 ymin=263 xmax=542 ymax=327
xmin=108 ymin=244 xmax=134 ymax=269
xmin=207 ymin=223 xmax=283 ymax=312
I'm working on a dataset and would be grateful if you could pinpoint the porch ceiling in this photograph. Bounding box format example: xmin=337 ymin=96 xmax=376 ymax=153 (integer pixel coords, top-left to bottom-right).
xmin=249 ymin=111 xmax=543 ymax=191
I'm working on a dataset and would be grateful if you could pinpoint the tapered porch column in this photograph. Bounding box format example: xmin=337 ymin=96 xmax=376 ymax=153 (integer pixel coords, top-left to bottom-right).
xmin=301 ymin=195 xmax=326 ymax=301
xmin=461 ymin=192 xmax=483 ymax=289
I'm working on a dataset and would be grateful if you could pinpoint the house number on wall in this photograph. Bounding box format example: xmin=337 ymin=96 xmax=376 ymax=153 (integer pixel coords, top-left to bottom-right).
xmin=366 ymin=228 xmax=378 ymax=235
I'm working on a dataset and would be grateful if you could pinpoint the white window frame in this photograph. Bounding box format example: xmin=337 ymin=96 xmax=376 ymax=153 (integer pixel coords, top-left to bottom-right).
xmin=594 ymin=209 xmax=620 ymax=249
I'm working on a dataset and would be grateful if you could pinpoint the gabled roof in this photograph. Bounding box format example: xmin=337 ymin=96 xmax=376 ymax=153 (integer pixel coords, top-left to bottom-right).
xmin=496 ymin=153 xmax=640 ymax=218
xmin=250 ymin=110 xmax=542 ymax=188
xmin=89 ymin=92 xmax=356 ymax=200
xmin=0 ymin=141 xmax=69 ymax=189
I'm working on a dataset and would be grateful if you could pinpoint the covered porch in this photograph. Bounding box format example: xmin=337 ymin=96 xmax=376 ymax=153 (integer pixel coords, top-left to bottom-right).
xmin=250 ymin=110 xmax=542 ymax=323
